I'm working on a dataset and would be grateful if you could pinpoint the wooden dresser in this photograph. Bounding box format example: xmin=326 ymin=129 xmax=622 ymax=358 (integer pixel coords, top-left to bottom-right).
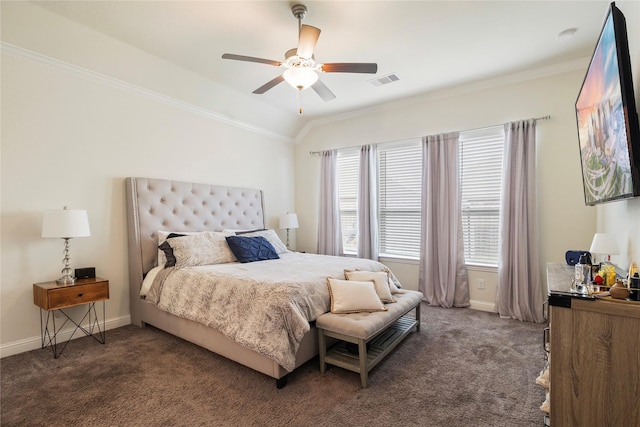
xmin=547 ymin=264 xmax=640 ymax=427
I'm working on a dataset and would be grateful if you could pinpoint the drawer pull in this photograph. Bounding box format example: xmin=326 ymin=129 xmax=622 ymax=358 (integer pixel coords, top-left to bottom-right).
xmin=78 ymin=293 xmax=83 ymax=297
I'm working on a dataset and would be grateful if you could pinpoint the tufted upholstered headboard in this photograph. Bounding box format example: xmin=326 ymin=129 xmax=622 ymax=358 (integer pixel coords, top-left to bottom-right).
xmin=125 ymin=177 xmax=265 ymax=325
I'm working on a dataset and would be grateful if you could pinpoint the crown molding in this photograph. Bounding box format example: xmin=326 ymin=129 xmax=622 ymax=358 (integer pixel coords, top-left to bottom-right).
xmin=1 ymin=42 xmax=293 ymax=144
xmin=294 ymin=57 xmax=589 ymax=143
xmin=3 ymin=41 xmax=587 ymax=146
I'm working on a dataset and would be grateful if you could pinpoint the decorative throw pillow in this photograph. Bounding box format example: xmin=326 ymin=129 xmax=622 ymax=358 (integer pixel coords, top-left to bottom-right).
xmin=225 ymin=235 xmax=279 ymax=263
xmin=169 ymin=231 xmax=237 ymax=268
xmin=158 ymin=232 xmax=185 ymax=268
xmin=326 ymin=278 xmax=387 ymax=314
xmin=157 ymin=230 xmax=203 ymax=266
xmin=235 ymin=229 xmax=289 ymax=254
xmin=344 ymin=270 xmax=396 ymax=303
xmin=385 ymin=269 xmax=402 ymax=294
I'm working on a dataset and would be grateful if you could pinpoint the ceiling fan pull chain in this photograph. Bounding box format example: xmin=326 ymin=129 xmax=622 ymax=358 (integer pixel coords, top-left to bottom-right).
xmin=298 ymin=89 xmax=303 ymax=114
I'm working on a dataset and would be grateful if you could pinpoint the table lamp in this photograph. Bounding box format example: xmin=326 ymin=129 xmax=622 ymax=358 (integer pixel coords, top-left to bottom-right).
xmin=279 ymin=213 xmax=299 ymax=249
xmin=589 ymin=232 xmax=619 ymax=264
xmin=42 ymin=206 xmax=91 ymax=284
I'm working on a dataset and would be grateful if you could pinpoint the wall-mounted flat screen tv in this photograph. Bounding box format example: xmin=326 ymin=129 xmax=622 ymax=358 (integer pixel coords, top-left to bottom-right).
xmin=575 ymin=2 xmax=640 ymax=205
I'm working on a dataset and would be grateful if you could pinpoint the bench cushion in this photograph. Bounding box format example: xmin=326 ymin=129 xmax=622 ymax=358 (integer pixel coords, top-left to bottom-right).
xmin=316 ymin=290 xmax=423 ymax=340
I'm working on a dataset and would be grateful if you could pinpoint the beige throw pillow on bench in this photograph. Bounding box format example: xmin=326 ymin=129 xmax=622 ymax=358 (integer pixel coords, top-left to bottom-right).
xmin=327 ymin=278 xmax=387 ymax=314
xmin=344 ymin=270 xmax=396 ymax=303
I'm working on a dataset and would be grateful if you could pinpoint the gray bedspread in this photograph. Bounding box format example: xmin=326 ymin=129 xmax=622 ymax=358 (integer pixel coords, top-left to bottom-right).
xmin=147 ymin=252 xmax=398 ymax=371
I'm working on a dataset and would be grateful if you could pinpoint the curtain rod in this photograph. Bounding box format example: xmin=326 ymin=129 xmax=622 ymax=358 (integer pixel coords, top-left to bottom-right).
xmin=309 ymin=115 xmax=551 ymax=155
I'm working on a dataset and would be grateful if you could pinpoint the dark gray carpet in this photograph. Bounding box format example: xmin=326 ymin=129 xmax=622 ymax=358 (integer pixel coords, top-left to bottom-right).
xmin=1 ymin=304 xmax=546 ymax=426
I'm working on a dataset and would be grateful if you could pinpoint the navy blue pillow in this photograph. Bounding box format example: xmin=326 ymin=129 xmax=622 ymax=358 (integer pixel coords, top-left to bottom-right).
xmin=225 ymin=235 xmax=279 ymax=263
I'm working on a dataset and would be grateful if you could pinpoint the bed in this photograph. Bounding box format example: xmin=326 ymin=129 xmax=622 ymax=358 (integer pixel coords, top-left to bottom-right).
xmin=125 ymin=177 xmax=400 ymax=387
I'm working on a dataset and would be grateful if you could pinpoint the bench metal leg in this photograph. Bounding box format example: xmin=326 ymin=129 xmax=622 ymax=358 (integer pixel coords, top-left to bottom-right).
xmin=416 ymin=303 xmax=421 ymax=332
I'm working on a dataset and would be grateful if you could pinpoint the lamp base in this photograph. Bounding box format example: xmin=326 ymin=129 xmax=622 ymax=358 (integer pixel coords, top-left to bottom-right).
xmin=56 ymin=237 xmax=76 ymax=285
xmin=56 ymin=275 xmax=76 ymax=285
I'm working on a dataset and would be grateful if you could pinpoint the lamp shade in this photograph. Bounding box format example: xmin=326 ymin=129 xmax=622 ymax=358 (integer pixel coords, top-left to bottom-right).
xmin=42 ymin=208 xmax=91 ymax=238
xmin=283 ymin=67 xmax=318 ymax=90
xmin=589 ymin=233 xmax=619 ymax=255
xmin=279 ymin=213 xmax=299 ymax=230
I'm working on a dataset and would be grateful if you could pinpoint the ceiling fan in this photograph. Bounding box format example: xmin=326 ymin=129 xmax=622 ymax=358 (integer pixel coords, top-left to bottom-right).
xmin=222 ymin=4 xmax=378 ymax=111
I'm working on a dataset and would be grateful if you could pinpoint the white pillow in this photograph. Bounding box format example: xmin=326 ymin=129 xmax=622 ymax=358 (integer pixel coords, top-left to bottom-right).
xmin=140 ymin=265 xmax=163 ymax=297
xmin=169 ymin=231 xmax=237 ymax=268
xmin=223 ymin=228 xmax=254 ymax=234
xmin=235 ymin=229 xmax=289 ymax=254
xmin=326 ymin=278 xmax=387 ymax=314
xmin=344 ymin=270 xmax=395 ymax=303
xmin=157 ymin=230 xmax=202 ymax=266
xmin=387 ymin=270 xmax=402 ymax=294
xmin=157 ymin=230 xmax=236 ymax=266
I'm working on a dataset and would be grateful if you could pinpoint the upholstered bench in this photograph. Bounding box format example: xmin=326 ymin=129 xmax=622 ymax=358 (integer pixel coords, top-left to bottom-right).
xmin=317 ymin=289 xmax=423 ymax=388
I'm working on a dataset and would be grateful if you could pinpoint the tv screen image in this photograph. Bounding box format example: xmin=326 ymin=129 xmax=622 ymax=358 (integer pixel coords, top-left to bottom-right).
xmin=575 ymin=2 xmax=640 ymax=205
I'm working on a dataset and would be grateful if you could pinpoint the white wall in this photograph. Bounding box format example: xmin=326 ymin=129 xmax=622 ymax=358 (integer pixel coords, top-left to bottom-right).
xmin=295 ymin=0 xmax=640 ymax=310
xmin=3 ymin=1 xmax=638 ymax=357
xmin=294 ymin=66 xmax=598 ymax=309
xmin=597 ymin=0 xmax=640 ymax=273
xmin=1 ymin=4 xmax=295 ymax=356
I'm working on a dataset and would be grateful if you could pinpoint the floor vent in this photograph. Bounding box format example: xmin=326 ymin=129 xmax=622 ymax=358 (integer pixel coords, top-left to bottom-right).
xmin=368 ymin=73 xmax=400 ymax=87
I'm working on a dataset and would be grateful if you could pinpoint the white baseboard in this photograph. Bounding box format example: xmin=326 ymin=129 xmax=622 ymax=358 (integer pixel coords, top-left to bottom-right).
xmin=469 ymin=300 xmax=497 ymax=313
xmin=0 ymin=315 xmax=131 ymax=358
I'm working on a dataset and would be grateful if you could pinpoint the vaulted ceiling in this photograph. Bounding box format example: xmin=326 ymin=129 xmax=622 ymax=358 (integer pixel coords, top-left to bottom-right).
xmin=32 ymin=0 xmax=612 ymax=138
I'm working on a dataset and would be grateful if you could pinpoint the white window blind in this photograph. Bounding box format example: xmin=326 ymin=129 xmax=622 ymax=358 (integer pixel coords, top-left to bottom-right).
xmin=337 ymin=149 xmax=359 ymax=254
xmin=378 ymin=140 xmax=422 ymax=259
xmin=459 ymin=126 xmax=505 ymax=266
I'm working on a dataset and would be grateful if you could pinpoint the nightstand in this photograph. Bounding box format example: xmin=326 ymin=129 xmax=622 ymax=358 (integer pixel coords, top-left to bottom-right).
xmin=33 ymin=277 xmax=109 ymax=358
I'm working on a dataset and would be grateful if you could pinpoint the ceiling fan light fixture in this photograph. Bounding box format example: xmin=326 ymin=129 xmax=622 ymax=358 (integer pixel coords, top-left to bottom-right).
xmin=283 ymin=67 xmax=318 ymax=90
xmin=221 ymin=2 xmax=377 ymax=106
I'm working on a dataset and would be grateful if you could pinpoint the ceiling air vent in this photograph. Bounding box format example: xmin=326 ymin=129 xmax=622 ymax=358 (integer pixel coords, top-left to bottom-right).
xmin=368 ymin=73 xmax=400 ymax=87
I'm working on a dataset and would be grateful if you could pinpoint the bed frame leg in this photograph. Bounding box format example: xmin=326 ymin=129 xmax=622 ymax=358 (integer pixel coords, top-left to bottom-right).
xmin=276 ymin=375 xmax=288 ymax=389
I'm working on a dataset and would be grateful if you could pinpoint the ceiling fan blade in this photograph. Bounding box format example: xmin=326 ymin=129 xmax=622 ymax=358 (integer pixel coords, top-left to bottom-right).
xmin=320 ymin=63 xmax=378 ymax=74
xmin=252 ymin=75 xmax=285 ymax=94
xmin=222 ymin=53 xmax=282 ymax=67
xmin=296 ymin=25 xmax=321 ymax=59
xmin=311 ymin=80 xmax=336 ymax=102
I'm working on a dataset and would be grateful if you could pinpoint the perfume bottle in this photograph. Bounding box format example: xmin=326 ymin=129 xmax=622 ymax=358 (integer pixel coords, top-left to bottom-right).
xmin=574 ymin=254 xmax=591 ymax=294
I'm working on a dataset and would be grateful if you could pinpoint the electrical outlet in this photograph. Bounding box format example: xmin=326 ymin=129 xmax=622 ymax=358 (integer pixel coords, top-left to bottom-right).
xmin=478 ymin=279 xmax=485 ymax=290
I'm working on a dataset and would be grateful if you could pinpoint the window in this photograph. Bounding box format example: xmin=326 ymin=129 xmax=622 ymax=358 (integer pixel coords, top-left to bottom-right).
xmin=337 ymin=149 xmax=359 ymax=254
xmin=459 ymin=126 xmax=505 ymax=266
xmin=336 ymin=128 xmax=504 ymax=265
xmin=337 ymin=142 xmax=421 ymax=258
xmin=378 ymin=141 xmax=422 ymax=259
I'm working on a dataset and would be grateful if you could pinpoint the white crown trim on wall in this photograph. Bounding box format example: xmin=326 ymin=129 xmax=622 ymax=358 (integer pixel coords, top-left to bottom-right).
xmin=293 ymin=56 xmax=589 ymax=143
xmin=1 ymin=42 xmax=293 ymax=144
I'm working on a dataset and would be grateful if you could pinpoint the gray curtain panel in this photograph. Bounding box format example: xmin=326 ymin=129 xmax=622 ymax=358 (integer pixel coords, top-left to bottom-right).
xmin=497 ymin=120 xmax=544 ymax=323
xmin=317 ymin=149 xmax=344 ymax=256
xmin=419 ymin=132 xmax=470 ymax=308
xmin=357 ymin=144 xmax=379 ymax=261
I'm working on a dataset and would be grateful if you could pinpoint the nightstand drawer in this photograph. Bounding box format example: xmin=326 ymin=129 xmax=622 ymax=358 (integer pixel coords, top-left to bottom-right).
xmin=34 ymin=279 xmax=110 ymax=311
xmin=47 ymin=282 xmax=109 ymax=309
